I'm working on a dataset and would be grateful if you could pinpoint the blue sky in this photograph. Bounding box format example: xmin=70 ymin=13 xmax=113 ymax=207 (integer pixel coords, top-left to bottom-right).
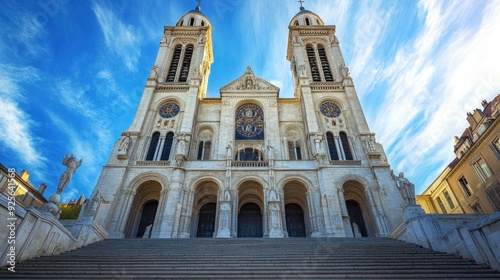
xmin=1 ymin=0 xmax=499 ymax=202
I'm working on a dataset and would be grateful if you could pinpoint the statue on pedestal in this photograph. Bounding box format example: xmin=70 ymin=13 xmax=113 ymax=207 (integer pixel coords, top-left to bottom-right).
xmin=395 ymin=172 xmax=416 ymax=206
xmin=57 ymin=154 xmax=82 ymax=195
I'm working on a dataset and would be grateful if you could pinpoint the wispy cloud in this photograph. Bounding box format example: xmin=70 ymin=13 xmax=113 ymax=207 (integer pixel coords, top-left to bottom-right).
xmin=366 ymin=0 xmax=500 ymax=192
xmin=92 ymin=2 xmax=142 ymax=71
xmin=0 ymin=64 xmax=46 ymax=173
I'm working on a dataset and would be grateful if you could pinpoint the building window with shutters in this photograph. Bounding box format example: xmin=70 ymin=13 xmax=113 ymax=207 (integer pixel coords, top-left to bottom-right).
xmin=472 ymin=158 xmax=493 ymax=183
xmin=436 ymin=197 xmax=447 ymax=214
xmin=458 ymin=176 xmax=472 ymax=197
xmin=486 ymin=183 xmax=500 ymax=211
xmin=471 ymin=203 xmax=484 ymax=214
xmin=443 ymin=190 xmax=455 ymax=209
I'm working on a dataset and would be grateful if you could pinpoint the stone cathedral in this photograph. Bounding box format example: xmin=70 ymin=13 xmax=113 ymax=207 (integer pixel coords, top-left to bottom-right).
xmin=89 ymin=5 xmax=410 ymax=239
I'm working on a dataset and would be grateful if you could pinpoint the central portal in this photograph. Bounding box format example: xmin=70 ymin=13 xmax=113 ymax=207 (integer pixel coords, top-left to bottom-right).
xmin=238 ymin=203 xmax=263 ymax=237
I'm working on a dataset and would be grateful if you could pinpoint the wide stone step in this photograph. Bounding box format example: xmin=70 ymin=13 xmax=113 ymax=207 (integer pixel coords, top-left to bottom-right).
xmin=1 ymin=238 xmax=499 ymax=279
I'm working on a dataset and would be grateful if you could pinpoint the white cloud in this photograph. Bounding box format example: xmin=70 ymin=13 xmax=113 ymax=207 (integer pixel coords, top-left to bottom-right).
xmin=0 ymin=64 xmax=46 ymax=171
xmin=92 ymin=2 xmax=142 ymax=71
xmin=365 ymin=0 xmax=500 ymax=192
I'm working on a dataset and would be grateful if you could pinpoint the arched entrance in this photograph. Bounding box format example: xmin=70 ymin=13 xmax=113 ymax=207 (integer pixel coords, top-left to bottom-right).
xmin=124 ymin=180 xmax=162 ymax=238
xmin=283 ymin=180 xmax=310 ymax=237
xmin=346 ymin=200 xmax=367 ymax=237
xmin=237 ymin=180 xmax=264 ymax=238
xmin=196 ymin=202 xmax=216 ymax=237
xmin=238 ymin=203 xmax=263 ymax=237
xmin=343 ymin=180 xmax=375 ymax=237
xmin=192 ymin=180 xmax=219 ymax=238
xmin=285 ymin=203 xmax=306 ymax=237
xmin=136 ymin=200 xmax=158 ymax=237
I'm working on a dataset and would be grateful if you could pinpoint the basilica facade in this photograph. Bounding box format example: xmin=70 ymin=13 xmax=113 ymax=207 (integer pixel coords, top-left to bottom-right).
xmin=89 ymin=6 xmax=410 ymax=239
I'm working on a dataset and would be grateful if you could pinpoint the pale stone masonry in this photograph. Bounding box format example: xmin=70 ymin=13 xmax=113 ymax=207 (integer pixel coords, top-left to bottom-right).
xmin=89 ymin=6 xmax=410 ymax=239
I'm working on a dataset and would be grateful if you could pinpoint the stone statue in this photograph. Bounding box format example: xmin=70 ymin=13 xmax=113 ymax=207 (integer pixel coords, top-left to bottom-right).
xmin=118 ymin=134 xmax=131 ymax=152
xmin=176 ymin=134 xmax=188 ymax=155
xmin=269 ymin=188 xmax=278 ymax=201
xmin=314 ymin=134 xmax=323 ymax=154
xmin=226 ymin=141 xmax=233 ymax=159
xmin=340 ymin=64 xmax=350 ymax=78
xmin=57 ymin=154 xmax=82 ymax=195
xmin=366 ymin=135 xmax=376 ymax=152
xmin=298 ymin=65 xmax=306 ymax=76
xmin=330 ymin=34 xmax=339 ymax=45
xmin=143 ymin=224 xmax=153 ymax=238
xmin=396 ymin=172 xmax=416 ymax=205
xmin=267 ymin=141 xmax=274 ymax=159
xmin=150 ymin=65 xmax=158 ymax=79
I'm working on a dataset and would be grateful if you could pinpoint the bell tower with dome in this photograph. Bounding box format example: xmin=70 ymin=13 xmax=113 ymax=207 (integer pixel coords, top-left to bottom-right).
xmin=87 ymin=3 xmax=411 ymax=240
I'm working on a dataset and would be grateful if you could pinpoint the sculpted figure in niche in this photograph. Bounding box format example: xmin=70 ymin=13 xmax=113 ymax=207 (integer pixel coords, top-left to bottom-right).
xmin=314 ymin=134 xmax=324 ymax=154
xmin=245 ymin=78 xmax=253 ymax=89
xmin=340 ymin=64 xmax=350 ymax=78
xmin=57 ymin=154 xmax=82 ymax=195
xmin=118 ymin=134 xmax=131 ymax=152
xmin=366 ymin=135 xmax=376 ymax=152
xmin=226 ymin=141 xmax=233 ymax=159
xmin=150 ymin=65 xmax=158 ymax=79
xmin=267 ymin=141 xmax=274 ymax=159
xmin=298 ymin=65 xmax=306 ymax=77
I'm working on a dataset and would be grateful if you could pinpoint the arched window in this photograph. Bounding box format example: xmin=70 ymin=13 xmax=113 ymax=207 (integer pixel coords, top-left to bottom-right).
xmin=166 ymin=45 xmax=182 ymax=82
xmin=179 ymin=45 xmax=193 ymax=82
xmin=339 ymin=132 xmax=353 ymax=160
xmin=179 ymin=20 xmax=184 ymax=26
xmin=236 ymin=148 xmax=262 ymax=161
xmin=160 ymin=132 xmax=174 ymax=160
xmin=326 ymin=132 xmax=339 ymax=160
xmin=166 ymin=44 xmax=193 ymax=83
xmin=197 ymin=140 xmax=211 ymax=160
xmin=189 ymin=17 xmax=195 ymax=26
xmin=307 ymin=44 xmax=333 ymax=82
xmin=306 ymin=45 xmax=321 ymax=82
xmin=146 ymin=132 xmax=160 ymax=160
xmin=318 ymin=45 xmax=333 ymax=82
xmin=305 ymin=18 xmax=311 ymax=25
xmin=294 ymin=20 xmax=299 ymax=26
xmin=288 ymin=140 xmax=302 ymax=160
xmin=201 ymin=20 xmax=205 ymax=26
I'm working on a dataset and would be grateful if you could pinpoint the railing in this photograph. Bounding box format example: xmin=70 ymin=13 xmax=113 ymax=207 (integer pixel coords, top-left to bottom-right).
xmin=232 ymin=161 xmax=269 ymax=167
xmin=155 ymin=83 xmax=189 ymax=92
xmin=329 ymin=160 xmax=362 ymax=165
xmin=310 ymin=82 xmax=343 ymax=91
xmin=136 ymin=160 xmax=171 ymax=166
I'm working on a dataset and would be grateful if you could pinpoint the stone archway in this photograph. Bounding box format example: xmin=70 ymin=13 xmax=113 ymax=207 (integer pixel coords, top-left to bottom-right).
xmin=124 ymin=180 xmax=162 ymax=238
xmin=283 ymin=181 xmax=309 ymax=237
xmin=192 ymin=180 xmax=219 ymax=238
xmin=237 ymin=180 xmax=264 ymax=237
xmin=343 ymin=180 xmax=375 ymax=237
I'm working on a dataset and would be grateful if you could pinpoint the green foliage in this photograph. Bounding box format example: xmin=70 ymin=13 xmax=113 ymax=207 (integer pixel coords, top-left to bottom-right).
xmin=58 ymin=204 xmax=82 ymax=220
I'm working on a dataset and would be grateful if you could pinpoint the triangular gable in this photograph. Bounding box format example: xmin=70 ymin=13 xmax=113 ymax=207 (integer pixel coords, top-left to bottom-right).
xmin=220 ymin=66 xmax=280 ymax=93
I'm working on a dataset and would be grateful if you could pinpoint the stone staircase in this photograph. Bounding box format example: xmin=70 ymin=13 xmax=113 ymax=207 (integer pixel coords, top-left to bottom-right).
xmin=2 ymin=238 xmax=499 ymax=279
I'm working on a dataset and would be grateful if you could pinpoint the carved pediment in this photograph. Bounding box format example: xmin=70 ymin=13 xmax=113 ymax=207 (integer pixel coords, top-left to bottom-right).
xmin=221 ymin=66 xmax=280 ymax=93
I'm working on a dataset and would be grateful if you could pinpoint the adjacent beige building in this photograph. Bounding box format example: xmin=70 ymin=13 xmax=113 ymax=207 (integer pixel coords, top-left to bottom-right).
xmin=417 ymin=95 xmax=500 ymax=214
xmin=0 ymin=164 xmax=47 ymax=208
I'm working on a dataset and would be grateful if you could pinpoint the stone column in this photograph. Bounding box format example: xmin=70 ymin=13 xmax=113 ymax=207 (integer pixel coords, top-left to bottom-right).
xmin=178 ymin=189 xmax=194 ymax=238
xmin=337 ymin=188 xmax=353 ymax=237
xmin=109 ymin=189 xmax=136 ymax=238
xmin=216 ymin=198 xmax=232 ymax=238
xmin=159 ymin=168 xmax=185 ymax=238
xmin=151 ymin=189 xmax=169 ymax=238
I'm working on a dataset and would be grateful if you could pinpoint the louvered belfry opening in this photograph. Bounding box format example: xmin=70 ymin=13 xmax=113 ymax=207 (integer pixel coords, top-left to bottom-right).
xmin=318 ymin=45 xmax=333 ymax=81
xmin=306 ymin=45 xmax=321 ymax=82
xmin=167 ymin=45 xmax=182 ymax=82
xmin=179 ymin=45 xmax=193 ymax=82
